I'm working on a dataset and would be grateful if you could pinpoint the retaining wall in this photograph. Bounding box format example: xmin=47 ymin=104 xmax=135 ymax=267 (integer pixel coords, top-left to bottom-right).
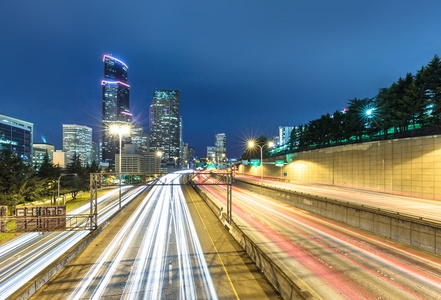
xmin=239 ymin=135 xmax=441 ymax=200
xmin=234 ymin=179 xmax=441 ymax=255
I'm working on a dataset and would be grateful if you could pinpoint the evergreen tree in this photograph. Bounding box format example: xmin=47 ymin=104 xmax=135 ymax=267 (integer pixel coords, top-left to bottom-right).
xmin=65 ymin=152 xmax=88 ymax=199
xmin=37 ymin=151 xmax=62 ymax=203
xmin=0 ymin=148 xmax=45 ymax=207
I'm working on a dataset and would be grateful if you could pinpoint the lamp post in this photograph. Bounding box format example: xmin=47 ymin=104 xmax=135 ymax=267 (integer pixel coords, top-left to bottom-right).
xmin=58 ymin=173 xmax=77 ymax=205
xmin=248 ymin=140 xmax=274 ymax=185
xmin=110 ymin=123 xmax=130 ymax=209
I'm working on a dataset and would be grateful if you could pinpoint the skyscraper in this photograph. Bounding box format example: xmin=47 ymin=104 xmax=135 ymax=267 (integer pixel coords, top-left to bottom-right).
xmin=149 ymin=90 xmax=181 ymax=163
xmin=131 ymin=125 xmax=149 ymax=153
xmin=63 ymin=124 xmax=93 ymax=166
xmin=215 ymin=133 xmax=227 ymax=164
xmin=101 ymin=54 xmax=131 ymax=167
xmin=279 ymin=126 xmax=294 ymax=145
xmin=0 ymin=113 xmax=33 ymax=163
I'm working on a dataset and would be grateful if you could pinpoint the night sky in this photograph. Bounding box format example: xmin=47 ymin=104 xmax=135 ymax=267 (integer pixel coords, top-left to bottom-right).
xmin=1 ymin=1 xmax=441 ymax=158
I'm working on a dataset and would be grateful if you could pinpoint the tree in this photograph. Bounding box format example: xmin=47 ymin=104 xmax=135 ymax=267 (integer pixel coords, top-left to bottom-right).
xmin=345 ymin=97 xmax=374 ymax=142
xmin=65 ymin=152 xmax=88 ymax=199
xmin=0 ymin=148 xmax=45 ymax=207
xmin=423 ymin=55 xmax=441 ymax=125
xmin=37 ymin=151 xmax=62 ymax=204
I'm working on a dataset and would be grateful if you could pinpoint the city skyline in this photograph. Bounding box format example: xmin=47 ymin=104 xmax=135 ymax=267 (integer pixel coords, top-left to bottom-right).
xmin=2 ymin=1 xmax=441 ymax=157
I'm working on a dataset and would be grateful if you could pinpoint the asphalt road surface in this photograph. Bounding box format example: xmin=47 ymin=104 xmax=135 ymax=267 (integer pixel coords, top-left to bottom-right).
xmin=198 ymin=174 xmax=441 ymax=299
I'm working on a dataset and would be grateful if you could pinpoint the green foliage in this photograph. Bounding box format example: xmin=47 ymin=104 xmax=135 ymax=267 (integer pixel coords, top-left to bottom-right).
xmin=270 ymin=53 xmax=441 ymax=157
xmin=64 ymin=152 xmax=89 ymax=199
xmin=0 ymin=148 xmax=45 ymax=206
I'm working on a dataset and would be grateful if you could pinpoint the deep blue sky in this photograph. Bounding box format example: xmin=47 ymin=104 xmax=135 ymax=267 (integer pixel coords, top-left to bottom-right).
xmin=1 ymin=1 xmax=441 ymax=158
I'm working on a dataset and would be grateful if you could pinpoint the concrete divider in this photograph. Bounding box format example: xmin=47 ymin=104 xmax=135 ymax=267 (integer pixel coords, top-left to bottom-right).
xmin=191 ymin=183 xmax=313 ymax=299
xmin=233 ymin=178 xmax=441 ymax=255
xmin=10 ymin=187 xmax=151 ymax=300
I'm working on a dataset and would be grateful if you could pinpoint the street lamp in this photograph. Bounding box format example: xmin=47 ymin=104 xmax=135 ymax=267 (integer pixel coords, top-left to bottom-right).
xmin=58 ymin=173 xmax=77 ymax=205
xmin=110 ymin=123 xmax=130 ymax=209
xmin=248 ymin=140 xmax=274 ymax=184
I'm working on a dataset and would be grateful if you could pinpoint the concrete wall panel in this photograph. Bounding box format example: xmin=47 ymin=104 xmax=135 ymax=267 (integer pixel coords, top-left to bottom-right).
xmin=239 ymin=135 xmax=441 ymax=200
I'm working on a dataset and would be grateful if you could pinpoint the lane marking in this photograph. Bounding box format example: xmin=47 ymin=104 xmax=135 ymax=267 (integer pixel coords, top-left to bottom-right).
xmin=185 ymin=186 xmax=240 ymax=300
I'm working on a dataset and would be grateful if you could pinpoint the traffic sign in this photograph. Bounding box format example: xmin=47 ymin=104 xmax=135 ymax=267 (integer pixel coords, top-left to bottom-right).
xmin=250 ymin=159 xmax=261 ymax=166
xmin=275 ymin=160 xmax=284 ymax=166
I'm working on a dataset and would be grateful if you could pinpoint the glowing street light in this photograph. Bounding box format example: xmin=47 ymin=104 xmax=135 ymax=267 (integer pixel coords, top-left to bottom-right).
xmin=110 ymin=123 xmax=130 ymax=209
xmin=248 ymin=140 xmax=274 ymax=184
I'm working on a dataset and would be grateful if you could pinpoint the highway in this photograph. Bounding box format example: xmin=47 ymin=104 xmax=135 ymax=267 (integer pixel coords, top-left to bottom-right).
xmin=63 ymin=172 xmax=217 ymax=299
xmin=0 ymin=185 xmax=148 ymax=299
xmin=198 ymin=174 xmax=441 ymax=299
xmin=236 ymin=174 xmax=441 ymax=221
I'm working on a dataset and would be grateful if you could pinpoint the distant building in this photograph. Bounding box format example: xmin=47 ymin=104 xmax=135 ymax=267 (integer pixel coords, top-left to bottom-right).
xmin=62 ymin=124 xmax=93 ymax=166
xmin=0 ymin=113 xmax=33 ymax=162
xmin=92 ymin=141 xmax=100 ymax=163
xmin=131 ymin=125 xmax=149 ymax=153
xmin=182 ymin=142 xmax=189 ymax=168
xmin=101 ymin=54 xmax=131 ymax=168
xmin=33 ymin=143 xmax=55 ymax=170
xmin=180 ymin=116 xmax=183 ymax=165
xmin=188 ymin=147 xmax=195 ymax=166
xmin=53 ymin=150 xmax=67 ymax=168
xmin=149 ymin=90 xmax=181 ymax=164
xmin=115 ymin=144 xmax=160 ymax=173
xmin=215 ymin=133 xmax=227 ymax=164
xmin=207 ymin=146 xmax=216 ymax=162
xmin=279 ymin=126 xmax=294 ymax=145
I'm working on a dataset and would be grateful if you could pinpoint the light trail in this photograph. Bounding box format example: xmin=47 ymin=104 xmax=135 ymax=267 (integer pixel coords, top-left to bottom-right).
xmin=236 ymin=174 xmax=441 ymax=221
xmin=0 ymin=185 xmax=147 ymax=299
xmin=197 ymin=174 xmax=441 ymax=299
xmin=68 ymin=172 xmax=218 ymax=299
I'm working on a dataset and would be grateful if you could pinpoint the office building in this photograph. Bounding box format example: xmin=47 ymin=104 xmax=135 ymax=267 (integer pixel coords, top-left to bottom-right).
xmin=182 ymin=142 xmax=188 ymax=168
xmin=131 ymin=125 xmax=149 ymax=153
xmin=0 ymin=113 xmax=33 ymax=162
xmin=53 ymin=150 xmax=67 ymax=168
xmin=215 ymin=133 xmax=227 ymax=164
xmin=92 ymin=141 xmax=100 ymax=163
xmin=115 ymin=144 xmax=160 ymax=173
xmin=149 ymin=90 xmax=181 ymax=163
xmin=33 ymin=143 xmax=55 ymax=170
xmin=102 ymin=54 xmax=131 ymax=167
xmin=279 ymin=126 xmax=294 ymax=145
xmin=62 ymin=124 xmax=93 ymax=166
xmin=207 ymin=146 xmax=216 ymax=161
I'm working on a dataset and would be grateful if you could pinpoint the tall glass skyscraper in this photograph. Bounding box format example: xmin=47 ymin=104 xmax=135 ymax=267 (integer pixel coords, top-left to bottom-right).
xmin=0 ymin=113 xmax=33 ymax=163
xmin=63 ymin=124 xmax=93 ymax=166
xmin=149 ymin=90 xmax=181 ymax=163
xmin=101 ymin=54 xmax=131 ymax=167
xmin=215 ymin=133 xmax=227 ymax=163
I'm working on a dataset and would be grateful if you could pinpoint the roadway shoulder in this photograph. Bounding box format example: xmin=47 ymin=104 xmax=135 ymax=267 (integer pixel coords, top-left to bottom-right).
xmin=183 ymin=184 xmax=281 ymax=300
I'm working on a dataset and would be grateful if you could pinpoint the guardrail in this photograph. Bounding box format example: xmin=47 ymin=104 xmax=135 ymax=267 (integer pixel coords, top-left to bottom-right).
xmin=191 ymin=182 xmax=314 ymax=300
xmin=233 ymin=177 xmax=441 ymax=255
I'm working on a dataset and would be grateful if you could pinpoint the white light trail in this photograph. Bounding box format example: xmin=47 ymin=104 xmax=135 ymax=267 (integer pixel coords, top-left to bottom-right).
xmin=68 ymin=173 xmax=218 ymax=299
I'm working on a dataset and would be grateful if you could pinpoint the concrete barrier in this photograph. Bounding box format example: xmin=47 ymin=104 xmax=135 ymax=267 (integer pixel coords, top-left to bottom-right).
xmin=10 ymin=187 xmax=151 ymax=300
xmin=191 ymin=183 xmax=313 ymax=299
xmin=233 ymin=178 xmax=441 ymax=255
